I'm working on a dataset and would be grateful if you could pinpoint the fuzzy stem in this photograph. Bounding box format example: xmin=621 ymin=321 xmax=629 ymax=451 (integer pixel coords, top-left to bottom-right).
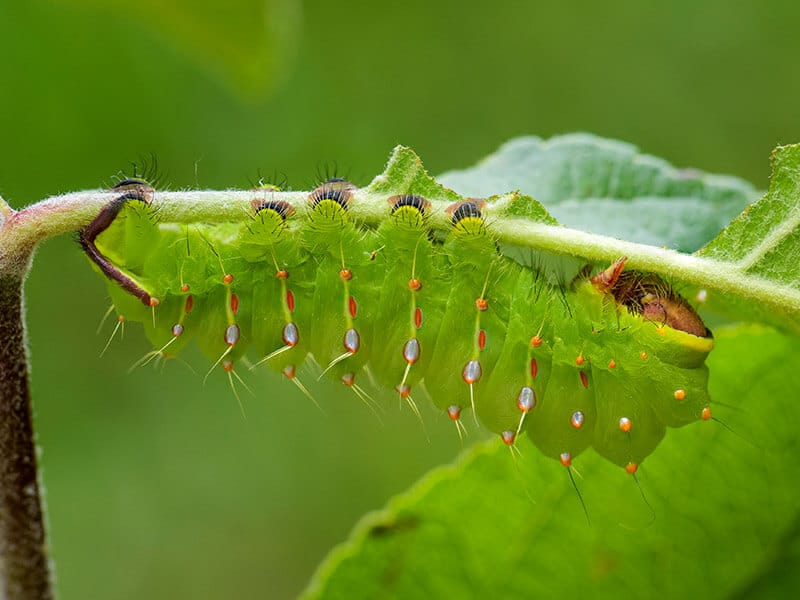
xmin=3 ymin=188 xmax=798 ymax=319
xmin=0 ymin=273 xmax=53 ymax=600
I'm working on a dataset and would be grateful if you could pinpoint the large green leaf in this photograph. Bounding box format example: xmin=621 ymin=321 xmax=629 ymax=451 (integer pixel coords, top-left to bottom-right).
xmin=303 ymin=325 xmax=799 ymax=599
xmin=438 ymin=135 xmax=758 ymax=252
xmin=694 ymin=144 xmax=800 ymax=328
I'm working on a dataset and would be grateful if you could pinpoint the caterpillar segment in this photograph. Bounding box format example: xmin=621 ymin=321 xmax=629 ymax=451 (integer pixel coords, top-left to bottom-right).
xmin=84 ymin=180 xmax=714 ymax=472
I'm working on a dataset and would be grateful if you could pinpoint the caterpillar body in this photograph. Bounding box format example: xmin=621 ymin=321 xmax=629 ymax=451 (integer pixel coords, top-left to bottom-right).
xmin=82 ymin=163 xmax=713 ymax=474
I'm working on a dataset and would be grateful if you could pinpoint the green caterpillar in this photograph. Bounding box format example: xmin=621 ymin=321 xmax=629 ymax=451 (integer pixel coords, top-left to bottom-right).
xmin=81 ymin=161 xmax=713 ymax=476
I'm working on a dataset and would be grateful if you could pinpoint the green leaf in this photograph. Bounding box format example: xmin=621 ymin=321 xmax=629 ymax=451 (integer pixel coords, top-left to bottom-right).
xmin=438 ymin=134 xmax=759 ymax=252
xmin=302 ymin=325 xmax=800 ymax=599
xmin=55 ymin=0 xmax=301 ymax=97
xmin=366 ymin=146 xmax=463 ymax=202
xmin=695 ymin=144 xmax=800 ymax=328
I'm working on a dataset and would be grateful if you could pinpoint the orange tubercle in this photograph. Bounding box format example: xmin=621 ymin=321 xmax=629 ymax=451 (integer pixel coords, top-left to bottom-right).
xmin=701 ymin=407 xmax=712 ymax=421
xmin=223 ymin=273 xmax=234 ymax=284
xmin=674 ymin=389 xmax=686 ymax=401
xmin=625 ymin=462 xmax=638 ymax=475
xmin=339 ymin=268 xmax=352 ymax=280
xmin=475 ymin=297 xmax=488 ymax=311
xmin=408 ymin=278 xmax=421 ymax=291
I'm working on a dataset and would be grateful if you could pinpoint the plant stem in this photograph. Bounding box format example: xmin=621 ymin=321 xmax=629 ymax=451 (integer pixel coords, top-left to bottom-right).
xmin=0 ymin=274 xmax=53 ymax=600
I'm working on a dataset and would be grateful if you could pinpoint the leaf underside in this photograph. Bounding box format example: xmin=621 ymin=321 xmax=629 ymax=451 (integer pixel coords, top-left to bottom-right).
xmin=438 ymin=134 xmax=759 ymax=252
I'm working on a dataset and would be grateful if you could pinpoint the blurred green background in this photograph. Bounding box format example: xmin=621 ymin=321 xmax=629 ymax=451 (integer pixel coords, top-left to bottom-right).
xmin=1 ymin=1 xmax=799 ymax=598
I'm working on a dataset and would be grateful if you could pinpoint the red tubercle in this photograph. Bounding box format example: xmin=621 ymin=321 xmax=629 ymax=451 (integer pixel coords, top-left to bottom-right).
xmin=230 ymin=293 xmax=239 ymax=314
xmin=184 ymin=295 xmax=194 ymax=313
xmin=408 ymin=278 xmax=421 ymax=291
xmin=579 ymin=371 xmax=588 ymax=389
xmin=414 ymin=307 xmax=423 ymax=329
xmin=475 ymin=297 xmax=488 ymax=311
xmin=530 ymin=358 xmax=538 ymax=379
xmin=276 ymin=269 xmax=289 ymax=280
xmin=222 ymin=360 xmax=234 ymax=372
xmin=349 ymin=295 xmax=357 ymax=318
xmin=286 ymin=289 xmax=295 ymax=313
xmin=530 ymin=335 xmax=542 ymax=348
xmin=339 ymin=268 xmax=352 ymax=281
xmin=478 ymin=329 xmax=486 ymax=350
xmin=180 ymin=284 xmax=190 ymax=293
xmin=223 ymin=273 xmax=234 ymax=284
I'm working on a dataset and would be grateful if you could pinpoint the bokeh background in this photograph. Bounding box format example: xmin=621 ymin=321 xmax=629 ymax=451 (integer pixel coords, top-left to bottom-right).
xmin=1 ymin=1 xmax=799 ymax=598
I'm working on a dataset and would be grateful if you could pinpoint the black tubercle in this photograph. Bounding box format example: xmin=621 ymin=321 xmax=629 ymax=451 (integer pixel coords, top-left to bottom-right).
xmin=252 ymin=199 xmax=295 ymax=219
xmin=389 ymin=194 xmax=429 ymax=215
xmin=112 ymin=178 xmax=153 ymax=192
xmin=451 ymin=200 xmax=483 ymax=225
xmin=309 ymin=180 xmax=355 ymax=209
xmin=110 ymin=154 xmax=163 ymax=190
